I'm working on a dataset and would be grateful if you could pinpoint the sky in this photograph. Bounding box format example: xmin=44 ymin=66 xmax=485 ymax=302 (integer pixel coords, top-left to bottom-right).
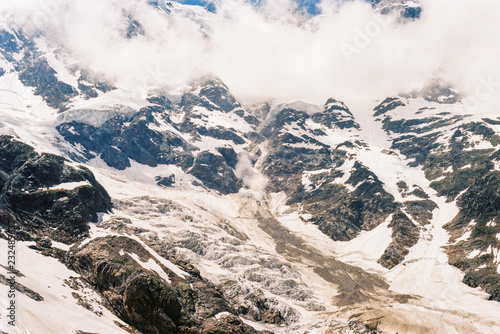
xmin=1 ymin=0 xmax=500 ymax=111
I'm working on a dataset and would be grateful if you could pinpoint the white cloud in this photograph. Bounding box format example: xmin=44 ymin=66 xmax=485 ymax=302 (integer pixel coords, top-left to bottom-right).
xmin=2 ymin=0 xmax=500 ymax=110
xmin=235 ymin=152 xmax=268 ymax=193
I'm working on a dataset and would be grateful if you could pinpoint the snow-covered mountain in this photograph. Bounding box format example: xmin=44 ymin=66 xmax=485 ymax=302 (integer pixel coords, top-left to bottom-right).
xmin=371 ymin=0 xmax=422 ymax=19
xmin=1 ymin=1 xmax=500 ymax=334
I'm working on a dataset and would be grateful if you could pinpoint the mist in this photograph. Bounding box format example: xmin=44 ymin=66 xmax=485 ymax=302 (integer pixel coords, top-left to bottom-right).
xmin=2 ymin=0 xmax=500 ymax=111
xmin=235 ymin=152 xmax=268 ymax=193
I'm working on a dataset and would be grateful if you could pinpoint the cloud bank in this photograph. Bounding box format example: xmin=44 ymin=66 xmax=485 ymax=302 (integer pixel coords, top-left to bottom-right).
xmin=2 ymin=0 xmax=500 ymax=110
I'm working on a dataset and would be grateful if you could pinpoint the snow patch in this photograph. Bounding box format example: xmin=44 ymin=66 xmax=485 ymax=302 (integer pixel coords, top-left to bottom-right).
xmin=127 ymin=252 xmax=172 ymax=284
xmin=335 ymin=215 xmax=393 ymax=272
xmin=454 ymin=230 xmax=471 ymax=243
xmin=126 ymin=234 xmax=189 ymax=280
xmin=48 ymin=181 xmax=90 ymax=191
xmin=215 ymin=311 xmax=231 ymax=320
xmin=0 ymin=240 xmax=127 ymax=334
xmin=486 ymin=220 xmax=497 ymax=227
xmin=467 ymin=249 xmax=481 ymax=259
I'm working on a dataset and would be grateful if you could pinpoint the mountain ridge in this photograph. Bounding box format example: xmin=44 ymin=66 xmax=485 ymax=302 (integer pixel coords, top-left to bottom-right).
xmin=1 ymin=3 xmax=500 ymax=333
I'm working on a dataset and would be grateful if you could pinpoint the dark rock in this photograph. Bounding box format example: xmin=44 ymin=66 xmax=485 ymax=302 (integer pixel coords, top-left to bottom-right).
xmin=483 ymin=117 xmax=500 ymax=126
xmin=403 ymin=5 xmax=422 ymax=19
xmin=57 ymin=121 xmax=111 ymax=158
xmin=125 ymin=16 xmax=145 ymax=39
xmin=397 ymin=180 xmax=409 ymax=194
xmin=177 ymin=78 xmax=256 ymax=146
xmin=261 ymin=108 xmax=309 ymax=139
xmin=244 ymin=114 xmax=260 ymax=126
xmin=443 ymin=169 xmax=500 ymax=301
xmin=378 ymin=93 xmax=500 ymax=298
xmin=17 ymin=55 xmax=78 ymax=111
xmin=68 ymin=236 xmax=182 ymax=334
xmin=0 ymin=135 xmax=37 ymax=173
xmin=0 ymin=135 xmax=111 ymax=243
xmin=378 ymin=210 xmax=420 ymax=269
xmin=58 ymin=106 xmax=195 ymax=170
xmin=201 ymin=314 xmax=261 ymax=334
xmin=463 ymin=269 xmax=500 ymax=302
xmin=457 ymin=171 xmax=500 ymax=223
xmin=188 ymin=152 xmax=242 ymax=195
xmin=420 ymin=79 xmax=461 ymax=104
xmin=312 ymin=98 xmax=360 ymax=130
xmin=0 ymin=30 xmax=20 ymax=57
xmin=260 ymin=104 xmax=399 ymax=243
xmin=0 ymin=29 xmax=112 ymax=110
xmin=147 ymin=95 xmax=174 ymax=108
xmin=262 ymin=145 xmax=333 ymax=194
xmin=28 ymin=243 xmax=66 ymax=261
xmin=409 ymin=186 xmax=429 ymax=199
xmin=382 ymin=117 xmax=438 ymax=135
xmin=194 ymin=126 xmax=246 ymax=145
xmin=67 ymin=235 xmax=261 ymax=333
xmin=77 ymin=69 xmax=115 ymax=99
xmin=217 ymin=147 xmax=239 ymax=169
xmin=304 ymin=179 xmax=397 ymax=241
xmin=403 ymin=200 xmax=438 ymax=225
xmin=77 ymin=80 xmax=99 ymax=99
xmin=373 ymin=97 xmax=405 ymax=117
xmin=36 ymin=238 xmax=52 ymax=248
xmin=181 ymin=78 xmax=241 ymax=113
xmin=100 ymin=146 xmax=130 ymax=170
xmin=156 ymin=174 xmax=176 ymax=187
xmin=0 ymin=274 xmax=44 ymax=301
xmin=6 ymin=153 xmax=67 ymax=192
xmin=292 ymin=161 xmax=398 ymax=241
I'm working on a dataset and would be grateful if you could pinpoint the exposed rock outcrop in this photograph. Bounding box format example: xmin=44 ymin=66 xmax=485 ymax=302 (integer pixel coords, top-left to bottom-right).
xmin=67 ymin=235 xmax=264 ymax=333
xmin=0 ymin=135 xmax=111 ymax=243
xmin=378 ymin=210 xmax=420 ymax=269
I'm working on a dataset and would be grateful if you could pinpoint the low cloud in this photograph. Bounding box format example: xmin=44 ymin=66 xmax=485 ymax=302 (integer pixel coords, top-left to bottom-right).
xmin=235 ymin=152 xmax=268 ymax=193
xmin=2 ymin=0 xmax=500 ymax=110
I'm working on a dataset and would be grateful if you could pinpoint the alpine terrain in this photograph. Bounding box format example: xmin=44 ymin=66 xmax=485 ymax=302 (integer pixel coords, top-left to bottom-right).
xmin=1 ymin=0 xmax=500 ymax=333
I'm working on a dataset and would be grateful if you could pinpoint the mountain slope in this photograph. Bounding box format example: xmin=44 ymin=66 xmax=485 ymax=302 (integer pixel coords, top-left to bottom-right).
xmin=1 ymin=5 xmax=500 ymax=334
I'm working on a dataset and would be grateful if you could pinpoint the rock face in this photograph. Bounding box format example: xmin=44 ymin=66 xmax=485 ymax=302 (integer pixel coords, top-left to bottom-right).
xmin=0 ymin=135 xmax=111 ymax=243
xmin=373 ymin=97 xmax=406 ymax=117
xmin=68 ymin=236 xmax=183 ymax=334
xmin=188 ymin=151 xmax=242 ymax=195
xmin=57 ymin=105 xmax=195 ymax=170
xmin=372 ymin=0 xmax=423 ymax=20
xmin=301 ymin=161 xmax=398 ymax=241
xmin=378 ymin=210 xmax=420 ymax=269
xmin=312 ymin=98 xmax=361 ymax=130
xmin=67 ymin=235 xmax=264 ymax=334
xmin=57 ymin=79 xmax=254 ymax=195
xmin=180 ymin=78 xmax=243 ymax=114
xmin=445 ymin=171 xmax=500 ymax=301
xmin=375 ymin=93 xmax=500 ymax=300
xmin=0 ymin=28 xmax=112 ymax=110
xmin=201 ymin=313 xmax=261 ymax=334
xmin=156 ymin=174 xmax=176 ymax=188
xmin=419 ymin=79 xmax=462 ymax=104
xmin=176 ymin=79 xmax=259 ymax=148
xmin=260 ymin=102 xmax=398 ymax=242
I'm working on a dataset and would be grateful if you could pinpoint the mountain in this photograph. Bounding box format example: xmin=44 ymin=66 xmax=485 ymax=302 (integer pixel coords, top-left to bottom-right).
xmin=371 ymin=0 xmax=422 ymax=19
xmin=1 ymin=2 xmax=500 ymax=334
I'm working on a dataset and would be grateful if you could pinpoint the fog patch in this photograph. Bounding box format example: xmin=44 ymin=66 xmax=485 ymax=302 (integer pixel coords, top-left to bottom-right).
xmin=1 ymin=0 xmax=500 ymax=109
xmin=235 ymin=152 xmax=268 ymax=193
